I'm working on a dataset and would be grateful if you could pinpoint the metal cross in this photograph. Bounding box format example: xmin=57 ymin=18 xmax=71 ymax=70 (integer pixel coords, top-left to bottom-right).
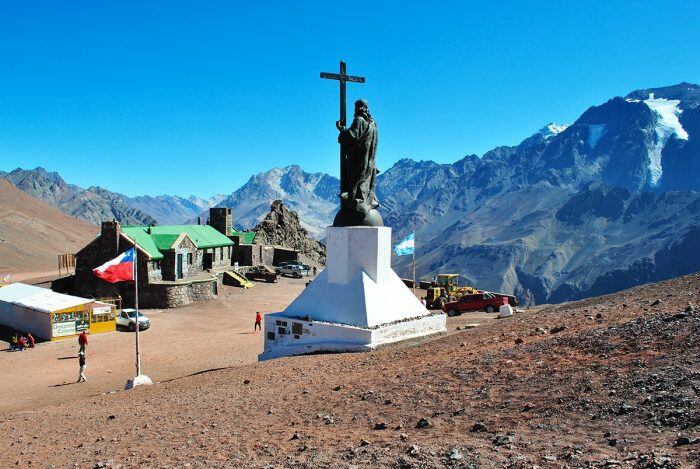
xmin=320 ymin=61 xmax=366 ymax=128
xmin=320 ymin=61 xmax=366 ymax=193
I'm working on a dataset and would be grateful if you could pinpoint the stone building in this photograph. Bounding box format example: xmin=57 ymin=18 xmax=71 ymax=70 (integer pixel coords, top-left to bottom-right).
xmin=75 ymin=219 xmax=234 ymax=308
xmin=230 ymin=230 xmax=298 ymax=267
xmin=208 ymin=206 xmax=297 ymax=266
xmin=73 ymin=205 xmax=304 ymax=309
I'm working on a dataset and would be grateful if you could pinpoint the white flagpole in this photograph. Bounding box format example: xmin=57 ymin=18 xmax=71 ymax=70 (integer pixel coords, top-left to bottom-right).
xmin=134 ymin=248 xmax=141 ymax=376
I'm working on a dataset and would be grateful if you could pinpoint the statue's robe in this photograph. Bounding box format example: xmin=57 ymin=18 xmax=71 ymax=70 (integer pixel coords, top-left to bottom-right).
xmin=338 ymin=115 xmax=379 ymax=216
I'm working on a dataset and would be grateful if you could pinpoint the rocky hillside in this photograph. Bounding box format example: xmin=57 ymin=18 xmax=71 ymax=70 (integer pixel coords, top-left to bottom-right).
xmin=1 ymin=168 xmax=156 ymax=226
xmin=254 ymin=200 xmax=326 ymax=264
xmin=0 ymin=179 xmax=98 ymax=274
xmin=213 ymin=165 xmax=339 ymax=238
xmin=384 ymin=82 xmax=700 ymax=304
xmin=2 ymin=272 xmax=697 ymax=466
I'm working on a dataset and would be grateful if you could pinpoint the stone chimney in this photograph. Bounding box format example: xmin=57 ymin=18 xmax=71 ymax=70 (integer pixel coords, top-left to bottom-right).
xmin=209 ymin=207 xmax=232 ymax=236
xmin=100 ymin=220 xmax=121 ymax=255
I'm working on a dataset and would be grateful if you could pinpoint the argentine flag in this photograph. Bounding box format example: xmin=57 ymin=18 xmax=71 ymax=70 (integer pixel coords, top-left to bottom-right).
xmin=393 ymin=233 xmax=415 ymax=256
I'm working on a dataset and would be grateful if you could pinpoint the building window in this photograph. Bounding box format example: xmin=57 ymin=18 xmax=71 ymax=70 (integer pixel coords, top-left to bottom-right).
xmin=187 ymin=253 xmax=193 ymax=266
xmin=152 ymin=260 xmax=160 ymax=270
xmin=219 ymin=247 xmax=223 ymax=261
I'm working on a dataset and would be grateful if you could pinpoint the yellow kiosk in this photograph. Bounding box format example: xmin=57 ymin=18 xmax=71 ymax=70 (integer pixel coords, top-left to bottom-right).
xmin=0 ymin=283 xmax=117 ymax=341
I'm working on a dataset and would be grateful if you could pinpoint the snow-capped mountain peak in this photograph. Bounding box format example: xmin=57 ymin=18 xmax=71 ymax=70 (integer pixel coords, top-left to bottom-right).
xmin=536 ymin=123 xmax=569 ymax=139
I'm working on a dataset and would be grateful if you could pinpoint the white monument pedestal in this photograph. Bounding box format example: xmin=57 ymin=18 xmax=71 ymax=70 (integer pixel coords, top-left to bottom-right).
xmin=259 ymin=226 xmax=446 ymax=361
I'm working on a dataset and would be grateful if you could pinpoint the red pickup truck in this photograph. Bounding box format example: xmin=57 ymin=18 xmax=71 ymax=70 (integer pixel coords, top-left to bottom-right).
xmin=441 ymin=291 xmax=517 ymax=316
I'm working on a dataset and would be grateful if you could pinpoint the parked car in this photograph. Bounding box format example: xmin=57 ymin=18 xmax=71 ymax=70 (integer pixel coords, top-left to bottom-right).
xmin=245 ymin=265 xmax=278 ymax=283
xmin=117 ymin=309 xmax=151 ymax=331
xmin=441 ymin=291 xmax=518 ymax=316
xmin=275 ymin=260 xmax=309 ymax=270
xmin=277 ymin=264 xmax=308 ymax=278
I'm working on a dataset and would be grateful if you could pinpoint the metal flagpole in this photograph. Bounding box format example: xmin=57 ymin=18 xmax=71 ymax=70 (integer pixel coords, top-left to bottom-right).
xmin=134 ymin=248 xmax=141 ymax=376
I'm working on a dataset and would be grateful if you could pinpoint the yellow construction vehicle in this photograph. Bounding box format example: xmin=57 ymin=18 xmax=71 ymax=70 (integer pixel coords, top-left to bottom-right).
xmin=425 ymin=274 xmax=478 ymax=310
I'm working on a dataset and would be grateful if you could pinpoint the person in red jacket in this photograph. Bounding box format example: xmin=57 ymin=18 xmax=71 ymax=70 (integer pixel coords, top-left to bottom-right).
xmin=254 ymin=312 xmax=262 ymax=331
xmin=78 ymin=330 xmax=88 ymax=353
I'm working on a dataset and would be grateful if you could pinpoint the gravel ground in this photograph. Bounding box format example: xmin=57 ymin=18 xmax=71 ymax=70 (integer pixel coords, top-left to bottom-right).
xmin=1 ymin=273 xmax=699 ymax=467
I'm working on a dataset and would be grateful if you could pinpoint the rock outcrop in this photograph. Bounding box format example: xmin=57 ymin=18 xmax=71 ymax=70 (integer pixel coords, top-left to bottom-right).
xmin=254 ymin=200 xmax=326 ymax=265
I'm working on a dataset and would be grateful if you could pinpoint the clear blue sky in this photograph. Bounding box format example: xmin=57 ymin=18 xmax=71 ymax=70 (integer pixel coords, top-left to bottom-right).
xmin=1 ymin=1 xmax=698 ymax=197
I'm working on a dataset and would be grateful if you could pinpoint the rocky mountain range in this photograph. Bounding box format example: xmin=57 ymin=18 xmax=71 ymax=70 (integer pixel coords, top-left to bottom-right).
xmin=0 ymin=168 xmax=224 ymax=227
xmin=209 ymin=165 xmax=339 ymax=238
xmin=383 ymin=82 xmax=700 ymax=304
xmin=0 ymin=168 xmax=156 ymax=226
xmin=126 ymin=193 xmax=226 ymax=226
xmin=3 ymin=82 xmax=699 ymax=305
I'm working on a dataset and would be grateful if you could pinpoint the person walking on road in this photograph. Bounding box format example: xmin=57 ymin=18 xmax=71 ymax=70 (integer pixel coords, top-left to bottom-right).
xmin=254 ymin=311 xmax=262 ymax=331
xmin=77 ymin=351 xmax=87 ymax=382
xmin=78 ymin=330 xmax=88 ymax=353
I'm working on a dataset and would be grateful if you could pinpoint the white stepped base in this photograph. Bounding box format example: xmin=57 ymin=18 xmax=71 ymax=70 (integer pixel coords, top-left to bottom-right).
xmin=258 ymin=312 xmax=446 ymax=361
xmin=259 ymin=226 xmax=447 ymax=361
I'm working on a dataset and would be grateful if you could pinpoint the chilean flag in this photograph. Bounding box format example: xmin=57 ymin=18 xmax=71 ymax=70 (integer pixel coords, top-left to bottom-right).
xmin=93 ymin=248 xmax=135 ymax=283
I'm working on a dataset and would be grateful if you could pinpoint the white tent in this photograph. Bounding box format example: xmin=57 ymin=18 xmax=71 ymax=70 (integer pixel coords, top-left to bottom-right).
xmin=0 ymin=283 xmax=111 ymax=340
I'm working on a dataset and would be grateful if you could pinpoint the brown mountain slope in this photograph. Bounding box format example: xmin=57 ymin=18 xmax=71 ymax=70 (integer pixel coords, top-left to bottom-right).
xmin=0 ymin=179 xmax=98 ymax=276
xmin=0 ymin=272 xmax=698 ymax=466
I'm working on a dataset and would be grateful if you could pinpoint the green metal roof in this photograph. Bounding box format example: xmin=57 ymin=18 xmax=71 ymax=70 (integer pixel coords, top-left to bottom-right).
xmin=121 ymin=225 xmax=234 ymax=260
xmin=231 ymin=230 xmax=256 ymax=244
xmin=121 ymin=226 xmax=164 ymax=259
xmin=151 ymin=234 xmax=181 ymax=251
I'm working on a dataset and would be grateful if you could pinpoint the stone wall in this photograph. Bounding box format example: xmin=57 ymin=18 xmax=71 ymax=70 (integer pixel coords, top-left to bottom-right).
xmin=208 ymin=246 xmax=232 ymax=269
xmin=122 ymin=278 xmax=218 ymax=309
xmin=232 ymin=244 xmax=254 ymax=266
xmin=231 ymin=243 xmax=295 ymax=267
